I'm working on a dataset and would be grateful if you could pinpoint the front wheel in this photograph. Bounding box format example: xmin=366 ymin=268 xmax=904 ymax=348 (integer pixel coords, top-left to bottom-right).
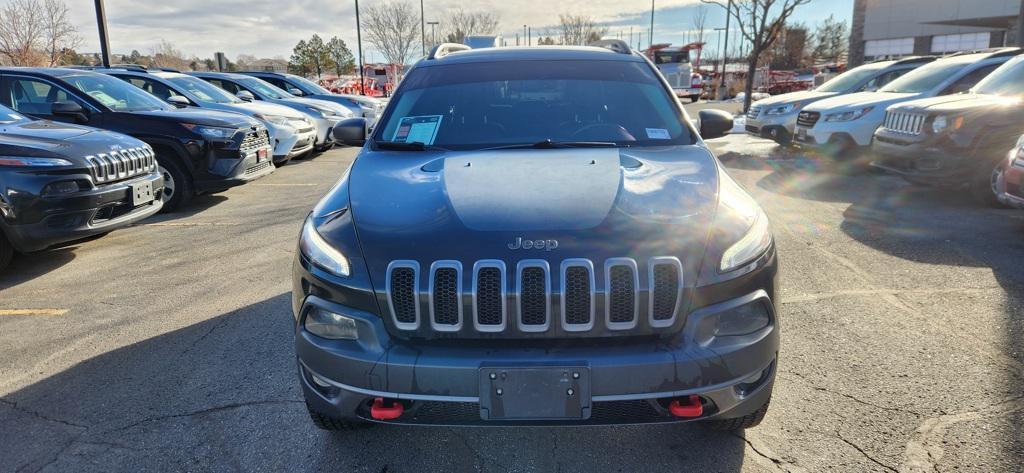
xmin=970 ymin=161 xmax=1005 ymax=207
xmin=702 ymin=398 xmax=771 ymax=431
xmin=157 ymin=158 xmax=193 ymax=213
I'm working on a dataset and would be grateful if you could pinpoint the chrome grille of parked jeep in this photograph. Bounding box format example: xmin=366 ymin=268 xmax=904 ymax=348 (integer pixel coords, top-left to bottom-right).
xmin=883 ymin=110 xmax=925 ymax=135
xmin=796 ymin=111 xmax=820 ymax=128
xmin=85 ymin=146 xmax=156 ymax=184
xmin=385 ymin=257 xmax=682 ymax=334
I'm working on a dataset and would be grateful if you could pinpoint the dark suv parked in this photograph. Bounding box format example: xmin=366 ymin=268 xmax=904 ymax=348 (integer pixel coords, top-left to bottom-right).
xmin=0 ymin=68 xmax=274 ymax=211
xmin=292 ymin=43 xmax=777 ymax=430
xmin=0 ymin=103 xmax=162 ymax=270
xmin=873 ymin=55 xmax=1024 ymax=205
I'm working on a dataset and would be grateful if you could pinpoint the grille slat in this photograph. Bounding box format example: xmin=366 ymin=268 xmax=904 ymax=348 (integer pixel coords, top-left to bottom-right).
xmin=429 ymin=262 xmax=462 ymax=331
xmin=649 ymin=258 xmax=683 ymax=327
xmin=473 ymin=261 xmax=506 ymax=331
xmin=387 ymin=262 xmax=419 ymax=329
xmin=884 ymin=110 xmax=925 ymax=135
xmin=518 ymin=262 xmax=550 ymax=331
xmin=605 ymin=259 xmax=639 ymax=329
xmin=84 ymin=146 xmax=156 ymax=184
xmin=561 ymin=260 xmax=594 ymax=331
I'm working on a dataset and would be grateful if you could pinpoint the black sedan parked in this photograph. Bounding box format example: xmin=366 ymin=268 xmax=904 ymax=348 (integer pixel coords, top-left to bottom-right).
xmin=0 ymin=104 xmax=163 ymax=270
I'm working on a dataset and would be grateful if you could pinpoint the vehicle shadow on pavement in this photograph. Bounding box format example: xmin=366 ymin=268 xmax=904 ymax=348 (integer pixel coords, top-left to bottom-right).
xmin=0 ymin=293 xmax=750 ymax=472
xmin=141 ymin=194 xmax=230 ymax=224
xmin=0 ymin=247 xmax=75 ymax=291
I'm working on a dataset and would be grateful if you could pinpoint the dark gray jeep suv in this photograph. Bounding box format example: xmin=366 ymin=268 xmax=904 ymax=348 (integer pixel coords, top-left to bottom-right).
xmin=292 ymin=43 xmax=778 ymax=430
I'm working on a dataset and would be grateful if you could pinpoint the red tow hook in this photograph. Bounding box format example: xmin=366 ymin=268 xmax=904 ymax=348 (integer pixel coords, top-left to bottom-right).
xmin=370 ymin=397 xmax=404 ymax=420
xmin=668 ymin=395 xmax=704 ymax=418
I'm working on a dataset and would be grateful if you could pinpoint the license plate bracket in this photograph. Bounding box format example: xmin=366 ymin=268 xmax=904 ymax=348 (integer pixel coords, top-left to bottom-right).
xmin=130 ymin=181 xmax=154 ymax=206
xmin=257 ymin=147 xmax=268 ymax=162
xmin=479 ymin=365 xmax=591 ymax=421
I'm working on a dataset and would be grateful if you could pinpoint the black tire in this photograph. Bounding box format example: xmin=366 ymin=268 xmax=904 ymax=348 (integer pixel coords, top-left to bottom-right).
xmin=305 ymin=400 xmax=371 ymax=431
xmin=970 ymin=161 xmax=1005 ymax=207
xmin=702 ymin=399 xmax=771 ymax=431
xmin=273 ymin=155 xmax=292 ymax=167
xmin=156 ymin=155 xmax=193 ymax=213
xmin=0 ymin=231 xmax=13 ymax=271
xmin=689 ymin=95 xmax=701 ymax=103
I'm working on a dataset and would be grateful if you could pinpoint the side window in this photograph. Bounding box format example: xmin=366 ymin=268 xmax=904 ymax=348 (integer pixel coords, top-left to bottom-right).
xmin=220 ymin=80 xmax=242 ymax=95
xmin=942 ymin=64 xmax=999 ymax=95
xmin=4 ymin=77 xmax=81 ymax=117
xmin=132 ymin=78 xmax=182 ymax=102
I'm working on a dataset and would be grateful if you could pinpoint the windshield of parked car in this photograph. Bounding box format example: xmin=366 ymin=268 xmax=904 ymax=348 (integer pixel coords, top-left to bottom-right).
xmin=63 ymin=73 xmax=172 ymax=112
xmin=238 ymin=77 xmax=293 ymax=99
xmin=816 ymin=63 xmax=887 ymax=92
xmin=168 ymin=76 xmax=242 ymax=104
xmin=374 ymin=60 xmax=694 ymax=149
xmin=972 ymin=56 xmax=1024 ymax=96
xmin=288 ymin=75 xmax=332 ymax=95
xmin=0 ymin=103 xmax=31 ymax=124
xmin=878 ymin=59 xmax=972 ymax=94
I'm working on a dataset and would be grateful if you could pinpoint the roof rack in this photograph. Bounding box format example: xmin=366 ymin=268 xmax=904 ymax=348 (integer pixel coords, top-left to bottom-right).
xmin=892 ymin=56 xmax=936 ymax=65
xmin=428 ymin=43 xmax=471 ymax=60
xmin=588 ymin=39 xmax=633 ymax=55
xmin=947 ymin=47 xmax=1021 ymax=58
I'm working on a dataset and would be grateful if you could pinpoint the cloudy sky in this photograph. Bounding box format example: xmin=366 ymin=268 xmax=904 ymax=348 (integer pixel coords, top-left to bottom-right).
xmin=66 ymin=0 xmax=852 ymax=62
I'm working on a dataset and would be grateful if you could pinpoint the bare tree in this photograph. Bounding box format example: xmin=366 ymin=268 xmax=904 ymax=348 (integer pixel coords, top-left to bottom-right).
xmin=811 ymin=14 xmax=848 ymax=63
xmin=558 ymin=14 xmax=607 ymax=46
xmin=702 ymin=0 xmax=811 ymax=112
xmin=442 ymin=8 xmax=500 ymax=44
xmin=362 ymin=0 xmax=420 ymax=83
xmin=0 ymin=0 xmax=79 ymax=66
xmin=691 ymin=4 xmax=709 ymax=45
xmin=151 ymin=39 xmax=191 ymax=70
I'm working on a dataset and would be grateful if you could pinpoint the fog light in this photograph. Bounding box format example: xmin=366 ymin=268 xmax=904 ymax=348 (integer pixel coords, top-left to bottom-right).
xmin=311 ymin=373 xmax=333 ymax=388
xmin=42 ymin=181 xmax=80 ymax=195
xmin=714 ymin=301 xmax=770 ymax=337
xmin=304 ymin=306 xmax=359 ymax=340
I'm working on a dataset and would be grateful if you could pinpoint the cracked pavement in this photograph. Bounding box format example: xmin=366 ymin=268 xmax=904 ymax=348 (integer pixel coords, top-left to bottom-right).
xmin=1 ymin=115 xmax=1023 ymax=471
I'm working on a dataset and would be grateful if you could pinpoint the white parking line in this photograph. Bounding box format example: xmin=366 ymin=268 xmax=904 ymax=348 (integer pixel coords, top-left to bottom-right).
xmin=0 ymin=309 xmax=68 ymax=316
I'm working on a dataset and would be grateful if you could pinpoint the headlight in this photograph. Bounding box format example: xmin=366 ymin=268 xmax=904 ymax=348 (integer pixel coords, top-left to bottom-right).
xmin=299 ymin=217 xmax=350 ymax=277
xmin=931 ymin=115 xmax=963 ymax=134
xmin=253 ymin=113 xmax=291 ymax=126
xmin=0 ymin=156 xmax=73 ymax=167
xmin=308 ymin=105 xmax=349 ymax=119
xmin=304 ymin=306 xmax=358 ymax=340
xmin=181 ymin=123 xmax=237 ymax=139
xmin=764 ymin=104 xmax=794 ymax=115
xmin=720 ymin=208 xmax=772 ymax=272
xmin=824 ymin=107 xmax=874 ymax=122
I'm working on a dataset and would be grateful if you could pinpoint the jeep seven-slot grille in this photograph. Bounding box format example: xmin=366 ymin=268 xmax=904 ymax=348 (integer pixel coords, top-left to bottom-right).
xmin=85 ymin=147 xmax=156 ymax=184
xmin=608 ymin=265 xmax=636 ymax=324
xmin=796 ymin=111 xmax=820 ymax=128
xmin=883 ymin=110 xmax=925 ymax=135
xmin=385 ymin=257 xmax=683 ymax=335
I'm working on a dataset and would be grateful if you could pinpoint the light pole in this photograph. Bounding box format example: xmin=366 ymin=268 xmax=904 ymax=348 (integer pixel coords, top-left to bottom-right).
xmin=427 ymin=21 xmax=439 ymax=47
xmin=719 ymin=0 xmax=733 ymax=100
xmin=420 ymin=0 xmax=425 ymax=55
xmin=355 ymin=0 xmax=364 ymax=95
xmin=93 ymin=0 xmax=111 ymax=68
xmin=714 ymin=27 xmax=726 ymax=78
xmin=649 ymin=0 xmax=655 ymax=47
xmin=523 ymin=25 xmax=527 ymax=46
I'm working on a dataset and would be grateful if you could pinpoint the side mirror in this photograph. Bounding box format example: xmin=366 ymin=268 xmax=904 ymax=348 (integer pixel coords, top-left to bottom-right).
xmin=236 ymin=90 xmax=255 ymax=102
xmin=51 ymin=101 xmax=89 ymax=123
xmin=332 ymin=117 xmax=367 ymax=147
xmin=698 ymin=109 xmax=734 ymax=140
xmin=167 ymin=96 xmax=190 ymax=108
xmin=288 ymin=87 xmax=304 ymax=96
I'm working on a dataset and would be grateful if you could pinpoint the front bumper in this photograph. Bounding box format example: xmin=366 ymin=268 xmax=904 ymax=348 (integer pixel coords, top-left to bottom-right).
xmin=745 ymin=113 xmax=798 ymax=143
xmin=296 ymin=290 xmax=779 ymax=426
xmin=312 ymin=117 xmax=344 ymax=149
xmin=268 ymin=123 xmax=316 ymax=161
xmin=1 ymin=172 xmax=164 ymax=252
xmin=195 ymin=141 xmax=275 ymax=192
xmin=792 ymin=117 xmax=876 ymax=153
xmin=672 ymin=87 xmax=703 ymax=99
xmin=871 ymin=133 xmax=973 ymax=184
xmin=997 ymin=163 xmax=1024 ymax=208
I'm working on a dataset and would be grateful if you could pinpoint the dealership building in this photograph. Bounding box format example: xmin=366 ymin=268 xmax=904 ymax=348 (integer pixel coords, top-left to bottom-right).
xmin=849 ymin=0 xmax=1023 ymax=65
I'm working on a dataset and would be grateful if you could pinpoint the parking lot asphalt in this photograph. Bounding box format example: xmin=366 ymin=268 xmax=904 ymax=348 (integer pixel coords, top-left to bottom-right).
xmin=2 ymin=112 xmax=1024 ymax=472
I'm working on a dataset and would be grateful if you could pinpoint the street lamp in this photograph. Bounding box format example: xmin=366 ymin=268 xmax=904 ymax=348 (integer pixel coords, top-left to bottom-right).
xmin=420 ymin=0 xmax=425 ymax=55
xmin=427 ymin=21 xmax=439 ymax=47
xmin=355 ymin=0 xmax=365 ymax=95
xmin=93 ymin=0 xmax=111 ymax=68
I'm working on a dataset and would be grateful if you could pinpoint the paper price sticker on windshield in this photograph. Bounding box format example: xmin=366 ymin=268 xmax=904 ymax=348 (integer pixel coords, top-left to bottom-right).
xmin=392 ymin=115 xmax=443 ymax=145
xmin=646 ymin=128 xmax=670 ymax=139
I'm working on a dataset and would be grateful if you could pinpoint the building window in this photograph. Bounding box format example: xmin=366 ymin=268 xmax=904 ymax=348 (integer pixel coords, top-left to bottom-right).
xmin=864 ymin=37 xmax=914 ymax=59
xmin=931 ymin=32 xmax=991 ymax=54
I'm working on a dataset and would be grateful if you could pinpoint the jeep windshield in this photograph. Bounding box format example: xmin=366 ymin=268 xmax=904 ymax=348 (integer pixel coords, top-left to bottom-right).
xmin=63 ymin=73 xmax=173 ymax=112
xmin=373 ymin=60 xmax=694 ymax=150
xmin=168 ymin=75 xmax=242 ymax=104
xmin=878 ymin=59 xmax=972 ymax=94
xmin=972 ymin=56 xmax=1024 ymax=96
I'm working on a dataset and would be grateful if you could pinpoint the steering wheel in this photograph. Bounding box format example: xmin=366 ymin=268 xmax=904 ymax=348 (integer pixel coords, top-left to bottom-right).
xmin=571 ymin=123 xmax=635 ymax=141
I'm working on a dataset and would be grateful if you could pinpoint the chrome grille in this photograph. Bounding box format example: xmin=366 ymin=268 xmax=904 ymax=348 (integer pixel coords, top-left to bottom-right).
xmin=240 ymin=127 xmax=271 ymax=156
xmin=85 ymin=146 xmax=156 ymax=184
xmin=746 ymin=105 xmax=762 ymax=120
xmin=883 ymin=110 xmax=925 ymax=135
xmin=385 ymin=257 xmax=684 ymax=335
xmin=796 ymin=111 xmax=820 ymax=128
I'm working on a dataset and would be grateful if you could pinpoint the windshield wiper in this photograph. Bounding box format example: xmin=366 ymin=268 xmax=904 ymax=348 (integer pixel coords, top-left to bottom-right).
xmin=373 ymin=140 xmax=447 ymax=151
xmin=483 ymin=139 xmax=621 ymax=150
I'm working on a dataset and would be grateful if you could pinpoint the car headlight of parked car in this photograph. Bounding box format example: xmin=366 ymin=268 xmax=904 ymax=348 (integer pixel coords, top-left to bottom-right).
xmin=0 ymin=156 xmax=73 ymax=167
xmin=764 ymin=103 xmax=801 ymax=116
xmin=181 ymin=123 xmax=237 ymax=139
xmin=253 ymin=113 xmax=291 ymax=126
xmin=299 ymin=216 xmax=350 ymax=277
xmin=824 ymin=107 xmax=874 ymax=122
xmin=307 ymin=105 xmax=350 ymax=120
xmin=931 ymin=115 xmax=963 ymax=134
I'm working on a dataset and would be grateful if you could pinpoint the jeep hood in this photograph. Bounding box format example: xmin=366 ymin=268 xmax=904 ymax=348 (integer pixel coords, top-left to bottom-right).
xmin=341 ymin=146 xmax=720 ymax=289
xmin=890 ymin=93 xmax=1022 ymax=114
xmin=805 ymin=91 xmax=918 ymax=112
xmin=0 ymin=119 xmax=144 ymax=157
xmin=754 ymin=90 xmax=837 ymax=107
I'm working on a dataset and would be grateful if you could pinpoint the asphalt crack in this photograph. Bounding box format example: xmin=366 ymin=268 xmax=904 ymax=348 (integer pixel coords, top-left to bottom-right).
xmin=780 ymin=371 xmax=924 ymax=417
xmin=0 ymin=398 xmax=87 ymax=430
xmin=835 ymin=429 xmax=898 ymax=472
xmin=902 ymin=394 xmax=1024 ymax=472
xmin=730 ymin=432 xmax=807 ymax=473
xmin=102 ymin=399 xmax=303 ymax=434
